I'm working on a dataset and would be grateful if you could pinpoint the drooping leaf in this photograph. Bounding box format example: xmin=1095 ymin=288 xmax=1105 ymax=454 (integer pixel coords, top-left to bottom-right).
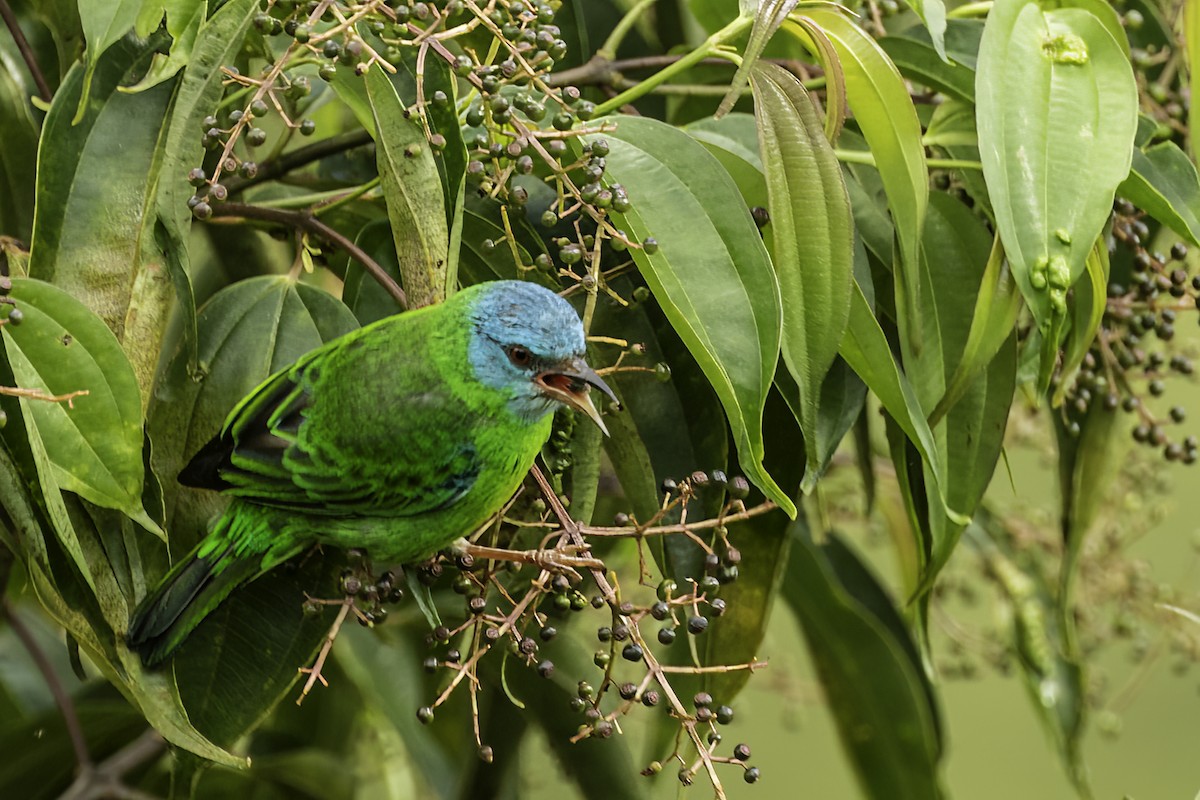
xmin=2 ymin=279 xmax=155 ymax=528
xmin=364 ymin=67 xmax=449 ymax=308
xmin=597 ymin=115 xmax=793 ymax=516
xmin=898 ymin=0 xmax=948 ymax=62
xmin=976 ymin=0 xmax=1137 ymax=339
xmin=751 ymin=63 xmax=853 ymax=492
xmin=790 ymin=9 xmax=929 ymax=356
xmin=784 ymin=517 xmax=943 ymax=800
xmin=1118 ymin=142 xmax=1200 ymax=248
xmin=716 ymin=0 xmax=798 ymax=119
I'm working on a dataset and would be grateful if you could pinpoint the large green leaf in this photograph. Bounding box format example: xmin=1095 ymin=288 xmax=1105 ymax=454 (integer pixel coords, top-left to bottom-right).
xmin=28 ymin=34 xmax=176 ymax=399
xmin=2 ymin=279 xmax=155 ymax=528
xmin=1118 ymin=142 xmax=1200 ymax=247
xmin=752 ymin=63 xmax=853 ymax=492
xmin=790 ymin=9 xmax=929 ymax=355
xmin=685 ymin=113 xmax=769 ymax=212
xmin=784 ymin=518 xmax=943 ymax=800
xmin=976 ymin=0 xmax=1137 ymax=334
xmin=598 ymin=115 xmax=793 ymax=516
xmin=364 ymin=67 xmax=449 ymax=308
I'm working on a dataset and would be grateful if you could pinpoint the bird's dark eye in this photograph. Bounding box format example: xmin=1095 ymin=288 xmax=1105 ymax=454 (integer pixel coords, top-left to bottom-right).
xmin=506 ymin=345 xmax=533 ymax=367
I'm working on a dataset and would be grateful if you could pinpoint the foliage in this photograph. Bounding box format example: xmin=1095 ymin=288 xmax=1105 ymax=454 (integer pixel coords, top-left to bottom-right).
xmin=0 ymin=0 xmax=1198 ymax=798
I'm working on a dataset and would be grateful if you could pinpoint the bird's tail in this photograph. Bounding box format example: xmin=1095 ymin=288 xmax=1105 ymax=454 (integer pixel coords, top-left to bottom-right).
xmin=127 ymin=514 xmax=267 ymax=668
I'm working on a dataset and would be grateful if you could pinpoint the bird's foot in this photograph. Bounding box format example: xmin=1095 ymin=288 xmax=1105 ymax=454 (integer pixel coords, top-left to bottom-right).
xmin=453 ymin=541 xmax=603 ymax=579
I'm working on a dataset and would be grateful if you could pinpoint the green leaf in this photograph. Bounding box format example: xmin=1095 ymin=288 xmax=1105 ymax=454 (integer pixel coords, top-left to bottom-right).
xmin=716 ymin=0 xmax=798 ymax=119
xmin=790 ymin=9 xmax=929 ymax=356
xmin=976 ymin=0 xmax=1137 ymax=336
xmin=839 ymin=281 xmax=957 ymax=520
xmin=784 ymin=517 xmax=943 ymax=800
xmin=2 ymin=279 xmax=154 ymax=527
xmin=122 ymin=0 xmax=208 ymax=93
xmin=685 ymin=113 xmax=769 ymax=211
xmin=153 ymin=0 xmax=260 ymax=363
xmin=899 ymin=0 xmax=948 ymax=62
xmin=930 ymin=234 xmax=1020 ymax=426
xmin=0 ymin=57 xmax=39 ymax=241
xmin=1189 ymin=0 xmax=1200 ymax=161
xmin=909 ymin=195 xmax=1017 ymax=591
xmin=344 ymin=220 xmax=405 ymax=325
xmin=751 ymin=63 xmax=853 ymax=493
xmin=1118 ymin=142 xmax=1200 ymax=248
xmin=598 ymin=115 xmax=793 ymax=516
xmin=364 ymin=67 xmax=449 ymax=308
xmin=29 ymin=34 xmax=176 ymax=401
xmin=602 ymin=293 xmax=729 ymax=580
xmin=73 ymin=0 xmax=144 ymax=122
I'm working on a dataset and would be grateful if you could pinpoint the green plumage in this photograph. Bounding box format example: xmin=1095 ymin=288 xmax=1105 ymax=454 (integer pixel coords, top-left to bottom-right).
xmin=128 ymin=281 xmax=600 ymax=666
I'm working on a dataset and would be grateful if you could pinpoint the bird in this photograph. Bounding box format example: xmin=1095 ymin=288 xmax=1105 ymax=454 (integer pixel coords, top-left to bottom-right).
xmin=127 ymin=280 xmax=615 ymax=667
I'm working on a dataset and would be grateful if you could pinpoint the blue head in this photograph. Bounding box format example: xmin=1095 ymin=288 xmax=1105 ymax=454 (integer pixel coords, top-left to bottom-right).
xmin=466 ymin=281 xmax=616 ymax=431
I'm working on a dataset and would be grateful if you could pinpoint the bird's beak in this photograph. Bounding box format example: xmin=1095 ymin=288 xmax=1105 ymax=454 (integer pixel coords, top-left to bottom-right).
xmin=537 ymin=357 xmax=619 ymax=436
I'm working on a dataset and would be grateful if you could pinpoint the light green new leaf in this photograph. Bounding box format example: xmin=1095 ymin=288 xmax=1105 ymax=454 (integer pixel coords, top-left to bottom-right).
xmin=365 ymin=67 xmax=449 ymax=309
xmin=2 ymin=279 xmax=156 ymax=530
xmin=73 ymin=0 xmax=147 ymax=122
xmin=716 ymin=0 xmax=798 ymax=118
xmin=976 ymin=0 xmax=1137 ymax=336
xmin=751 ymin=64 xmax=853 ymax=492
xmin=1119 ymin=142 xmax=1200 ymax=247
xmin=790 ymin=9 xmax=929 ymax=356
xmin=599 ymin=115 xmax=793 ymax=517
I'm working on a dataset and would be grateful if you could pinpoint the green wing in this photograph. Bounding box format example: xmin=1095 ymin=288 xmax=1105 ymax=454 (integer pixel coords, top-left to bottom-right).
xmin=180 ymin=332 xmax=481 ymax=518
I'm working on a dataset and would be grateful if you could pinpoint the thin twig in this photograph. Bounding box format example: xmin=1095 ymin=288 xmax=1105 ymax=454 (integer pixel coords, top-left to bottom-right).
xmin=0 ymin=0 xmax=51 ymax=102
xmin=3 ymin=598 xmax=91 ymax=771
xmin=226 ymin=128 xmax=375 ymax=195
xmin=0 ymin=386 xmax=89 ymax=408
xmin=297 ymin=595 xmax=355 ymax=705
xmin=207 ymin=202 xmax=408 ymax=309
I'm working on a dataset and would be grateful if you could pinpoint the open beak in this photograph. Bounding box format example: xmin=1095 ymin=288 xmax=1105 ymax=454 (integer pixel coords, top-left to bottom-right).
xmin=536 ymin=357 xmax=619 ymax=436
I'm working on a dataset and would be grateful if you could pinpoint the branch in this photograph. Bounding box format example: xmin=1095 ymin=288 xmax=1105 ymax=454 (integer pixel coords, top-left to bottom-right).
xmin=60 ymin=730 xmax=166 ymax=800
xmin=2 ymin=598 xmax=91 ymax=771
xmin=226 ymin=129 xmax=375 ymax=196
xmin=0 ymin=386 xmax=89 ymax=408
xmin=0 ymin=0 xmax=52 ymax=102
xmin=207 ymin=202 xmax=408 ymax=309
